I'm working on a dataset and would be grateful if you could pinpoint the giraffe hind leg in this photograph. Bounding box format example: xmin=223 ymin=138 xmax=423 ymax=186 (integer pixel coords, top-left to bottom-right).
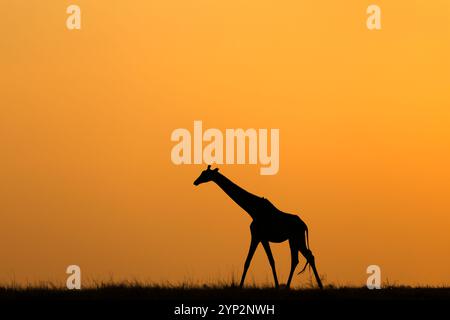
xmin=286 ymin=240 xmax=299 ymax=288
xmin=299 ymin=246 xmax=323 ymax=289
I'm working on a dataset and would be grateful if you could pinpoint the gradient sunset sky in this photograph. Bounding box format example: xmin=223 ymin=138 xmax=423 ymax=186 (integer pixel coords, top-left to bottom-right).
xmin=1 ymin=1 xmax=449 ymax=286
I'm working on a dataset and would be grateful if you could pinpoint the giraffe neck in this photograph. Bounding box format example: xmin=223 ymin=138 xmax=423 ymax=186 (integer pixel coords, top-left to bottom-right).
xmin=212 ymin=172 xmax=263 ymax=219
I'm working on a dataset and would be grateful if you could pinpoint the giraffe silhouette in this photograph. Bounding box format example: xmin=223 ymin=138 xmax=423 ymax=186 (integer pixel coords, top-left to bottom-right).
xmin=194 ymin=165 xmax=323 ymax=289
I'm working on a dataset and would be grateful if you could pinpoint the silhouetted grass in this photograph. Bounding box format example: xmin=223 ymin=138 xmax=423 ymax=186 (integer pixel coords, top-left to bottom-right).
xmin=1 ymin=282 xmax=450 ymax=302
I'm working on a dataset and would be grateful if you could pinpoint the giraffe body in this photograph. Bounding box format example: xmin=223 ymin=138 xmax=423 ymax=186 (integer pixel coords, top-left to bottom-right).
xmin=251 ymin=212 xmax=305 ymax=243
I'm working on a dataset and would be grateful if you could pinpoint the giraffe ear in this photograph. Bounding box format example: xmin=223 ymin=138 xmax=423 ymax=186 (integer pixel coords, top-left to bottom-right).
xmin=213 ymin=168 xmax=219 ymax=172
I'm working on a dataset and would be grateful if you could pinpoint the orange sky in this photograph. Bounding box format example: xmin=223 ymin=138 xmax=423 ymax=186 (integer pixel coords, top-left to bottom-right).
xmin=1 ymin=1 xmax=449 ymax=286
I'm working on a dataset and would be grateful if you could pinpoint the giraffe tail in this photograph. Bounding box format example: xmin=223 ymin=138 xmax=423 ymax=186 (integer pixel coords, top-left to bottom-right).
xmin=298 ymin=260 xmax=309 ymax=274
xmin=305 ymin=225 xmax=310 ymax=250
xmin=297 ymin=225 xmax=311 ymax=275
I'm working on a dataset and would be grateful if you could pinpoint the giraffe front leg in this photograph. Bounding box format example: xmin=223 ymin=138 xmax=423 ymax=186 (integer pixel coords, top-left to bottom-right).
xmin=239 ymin=237 xmax=259 ymax=288
xmin=262 ymin=241 xmax=279 ymax=288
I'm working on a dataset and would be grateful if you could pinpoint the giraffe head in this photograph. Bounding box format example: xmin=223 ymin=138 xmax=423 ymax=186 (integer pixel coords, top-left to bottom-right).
xmin=193 ymin=165 xmax=219 ymax=186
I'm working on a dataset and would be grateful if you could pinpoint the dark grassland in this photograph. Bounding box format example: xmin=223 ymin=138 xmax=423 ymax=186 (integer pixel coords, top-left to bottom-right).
xmin=1 ymin=283 xmax=450 ymax=301
xmin=1 ymin=283 xmax=449 ymax=318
